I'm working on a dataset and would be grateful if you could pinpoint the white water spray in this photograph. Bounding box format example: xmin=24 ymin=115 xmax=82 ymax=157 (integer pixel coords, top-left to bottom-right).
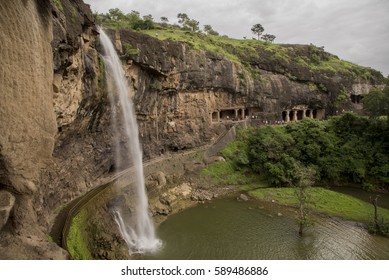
xmin=99 ymin=29 xmax=160 ymax=254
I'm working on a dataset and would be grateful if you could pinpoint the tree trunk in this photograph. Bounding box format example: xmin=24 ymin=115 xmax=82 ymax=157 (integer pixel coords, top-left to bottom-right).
xmin=371 ymin=195 xmax=380 ymax=233
xmin=298 ymin=187 xmax=305 ymax=237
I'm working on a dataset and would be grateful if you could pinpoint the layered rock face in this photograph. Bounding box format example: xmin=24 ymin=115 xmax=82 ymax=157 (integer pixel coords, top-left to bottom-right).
xmin=0 ymin=0 xmax=103 ymax=259
xmin=0 ymin=0 xmax=385 ymax=259
xmin=37 ymin=0 xmax=111 ymax=222
xmin=0 ymin=0 xmax=64 ymax=259
xmin=114 ymin=29 xmax=384 ymax=157
xmin=0 ymin=0 xmax=55 ymax=208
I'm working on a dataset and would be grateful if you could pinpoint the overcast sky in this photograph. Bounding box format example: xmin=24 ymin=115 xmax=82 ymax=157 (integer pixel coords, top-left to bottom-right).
xmin=84 ymin=0 xmax=389 ymax=76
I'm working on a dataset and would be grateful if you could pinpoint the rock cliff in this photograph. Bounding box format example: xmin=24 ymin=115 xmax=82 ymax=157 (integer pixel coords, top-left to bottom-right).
xmin=112 ymin=28 xmax=384 ymax=157
xmin=0 ymin=0 xmax=385 ymax=259
xmin=0 ymin=0 xmax=104 ymax=259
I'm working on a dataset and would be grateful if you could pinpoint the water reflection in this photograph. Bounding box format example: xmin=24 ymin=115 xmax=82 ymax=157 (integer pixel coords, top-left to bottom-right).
xmin=145 ymin=199 xmax=389 ymax=260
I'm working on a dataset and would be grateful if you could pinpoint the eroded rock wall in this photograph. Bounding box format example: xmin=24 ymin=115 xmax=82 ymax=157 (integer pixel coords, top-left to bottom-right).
xmin=36 ymin=0 xmax=112 ymax=227
xmin=0 ymin=0 xmax=108 ymax=259
xmin=0 ymin=0 xmax=65 ymax=259
xmin=115 ymin=29 xmax=384 ymax=158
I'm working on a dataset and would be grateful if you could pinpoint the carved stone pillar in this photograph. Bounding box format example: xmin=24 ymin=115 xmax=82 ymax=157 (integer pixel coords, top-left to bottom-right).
xmin=293 ymin=110 xmax=298 ymax=121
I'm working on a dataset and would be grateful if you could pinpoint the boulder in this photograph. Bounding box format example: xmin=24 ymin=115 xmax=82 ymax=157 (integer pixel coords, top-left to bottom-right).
xmin=238 ymin=193 xmax=250 ymax=202
xmin=155 ymin=171 xmax=167 ymax=188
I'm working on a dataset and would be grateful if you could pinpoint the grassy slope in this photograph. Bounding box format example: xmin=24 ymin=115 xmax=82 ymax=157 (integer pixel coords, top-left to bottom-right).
xmin=203 ymin=159 xmax=389 ymax=223
xmin=202 ymin=127 xmax=389 ymax=223
xmin=247 ymin=186 xmax=389 ymax=222
xmin=139 ymin=28 xmax=376 ymax=79
xmin=201 ymin=161 xmax=264 ymax=187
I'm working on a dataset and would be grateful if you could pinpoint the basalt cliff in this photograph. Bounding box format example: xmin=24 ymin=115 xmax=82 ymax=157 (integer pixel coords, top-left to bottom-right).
xmin=0 ymin=0 xmax=385 ymax=259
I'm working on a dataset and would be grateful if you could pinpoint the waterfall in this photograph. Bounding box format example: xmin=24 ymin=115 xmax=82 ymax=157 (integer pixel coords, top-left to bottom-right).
xmin=99 ymin=29 xmax=160 ymax=254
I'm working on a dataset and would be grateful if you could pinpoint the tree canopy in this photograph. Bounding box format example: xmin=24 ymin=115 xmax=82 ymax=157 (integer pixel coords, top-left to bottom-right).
xmin=226 ymin=115 xmax=389 ymax=189
xmin=251 ymin=23 xmax=264 ymax=40
xmin=204 ymin=24 xmax=219 ymax=36
xmin=363 ymin=83 xmax=389 ymax=120
xmin=177 ymin=13 xmax=200 ymax=32
xmin=94 ymin=9 xmax=155 ymax=30
xmin=261 ymin=34 xmax=276 ymax=43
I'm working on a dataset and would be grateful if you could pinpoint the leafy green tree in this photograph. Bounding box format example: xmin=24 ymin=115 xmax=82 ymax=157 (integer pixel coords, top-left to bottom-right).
xmin=261 ymin=34 xmax=276 ymax=42
xmin=186 ymin=19 xmax=200 ymax=32
xmin=363 ymin=85 xmax=389 ymax=120
xmin=160 ymin=16 xmax=169 ymax=23
xmin=248 ymin=126 xmax=296 ymax=185
xmin=334 ymin=88 xmax=349 ymax=110
xmin=108 ymin=8 xmax=124 ymax=20
xmin=159 ymin=16 xmax=169 ymax=28
xmin=204 ymin=24 xmax=219 ymax=36
xmin=293 ymin=164 xmax=317 ymax=236
xmin=177 ymin=13 xmax=190 ymax=26
xmin=141 ymin=14 xmax=154 ymax=29
xmin=251 ymin=23 xmax=264 ymax=40
xmin=176 ymin=13 xmax=199 ymax=32
xmin=125 ymin=10 xmax=142 ymax=28
xmin=233 ymin=112 xmax=388 ymax=191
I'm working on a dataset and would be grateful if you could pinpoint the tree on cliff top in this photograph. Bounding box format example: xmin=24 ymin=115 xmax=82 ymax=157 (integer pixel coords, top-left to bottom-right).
xmin=186 ymin=19 xmax=200 ymax=32
xmin=251 ymin=23 xmax=264 ymax=40
xmin=95 ymin=9 xmax=155 ymax=30
xmin=108 ymin=8 xmax=124 ymax=20
xmin=177 ymin=13 xmax=199 ymax=32
xmin=159 ymin=17 xmax=169 ymax=28
xmin=204 ymin=24 xmax=219 ymax=36
xmin=261 ymin=33 xmax=276 ymax=43
xmin=177 ymin=13 xmax=189 ymax=25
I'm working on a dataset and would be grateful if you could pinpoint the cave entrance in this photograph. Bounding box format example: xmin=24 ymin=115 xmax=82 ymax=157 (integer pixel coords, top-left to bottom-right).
xmin=297 ymin=110 xmax=304 ymax=120
xmin=220 ymin=109 xmax=235 ymax=120
xmin=282 ymin=111 xmax=287 ymax=122
xmin=351 ymin=94 xmax=363 ymax=104
xmin=212 ymin=112 xmax=219 ymax=122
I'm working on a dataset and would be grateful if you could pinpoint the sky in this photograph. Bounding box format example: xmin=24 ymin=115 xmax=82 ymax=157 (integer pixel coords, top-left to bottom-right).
xmin=84 ymin=0 xmax=389 ymax=76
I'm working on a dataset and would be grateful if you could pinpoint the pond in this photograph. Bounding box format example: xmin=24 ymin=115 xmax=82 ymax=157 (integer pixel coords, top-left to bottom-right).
xmin=144 ymin=198 xmax=389 ymax=260
xmin=330 ymin=186 xmax=389 ymax=209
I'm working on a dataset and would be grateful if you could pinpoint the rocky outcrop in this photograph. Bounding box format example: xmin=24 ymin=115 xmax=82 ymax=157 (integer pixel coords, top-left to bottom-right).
xmin=0 ymin=0 xmax=67 ymax=259
xmin=0 ymin=0 xmax=106 ymax=259
xmin=113 ymin=29 xmax=385 ymax=158
xmin=36 ymin=0 xmax=111 ymax=224
xmin=0 ymin=0 xmax=56 ymax=203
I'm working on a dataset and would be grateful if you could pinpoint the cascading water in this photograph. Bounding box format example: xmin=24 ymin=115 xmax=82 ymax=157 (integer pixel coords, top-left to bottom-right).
xmin=99 ymin=28 xmax=161 ymax=254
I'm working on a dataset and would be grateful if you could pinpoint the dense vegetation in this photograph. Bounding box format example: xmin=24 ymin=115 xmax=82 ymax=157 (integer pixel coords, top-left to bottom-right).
xmin=203 ymin=105 xmax=389 ymax=235
xmin=217 ymin=79 xmax=389 ymax=190
xmin=221 ymin=114 xmax=389 ymax=190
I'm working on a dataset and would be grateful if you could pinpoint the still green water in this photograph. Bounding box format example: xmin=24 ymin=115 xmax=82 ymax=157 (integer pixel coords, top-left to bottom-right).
xmin=145 ymin=198 xmax=389 ymax=260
